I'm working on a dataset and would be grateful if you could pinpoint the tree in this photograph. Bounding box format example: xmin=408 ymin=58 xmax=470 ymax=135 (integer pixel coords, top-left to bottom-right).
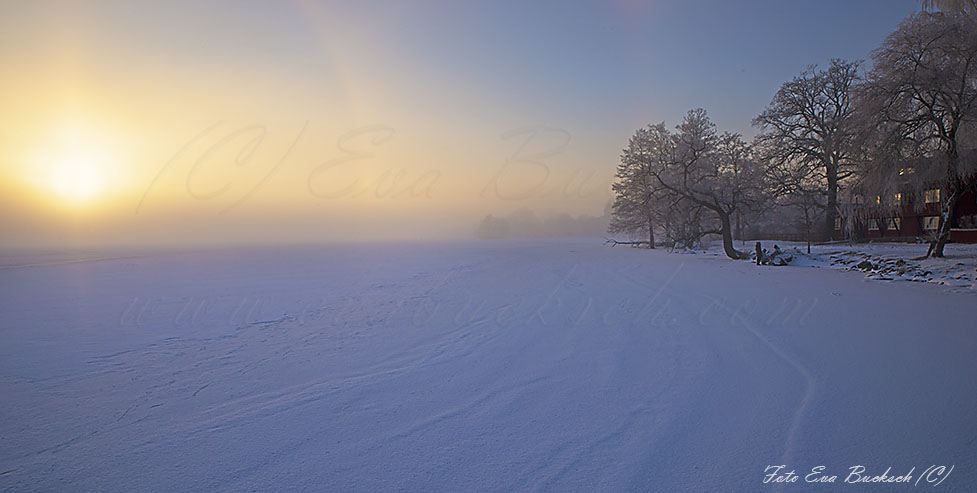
xmin=609 ymin=127 xmax=664 ymax=248
xmin=626 ymin=109 xmax=768 ymax=259
xmin=860 ymin=12 xmax=977 ymax=257
xmin=920 ymin=0 xmax=977 ymax=14
xmin=761 ymin=144 xmax=827 ymax=251
xmin=659 ymin=197 xmax=708 ymax=250
xmin=753 ymin=59 xmax=861 ymax=240
xmin=611 ymin=123 xmax=711 ymax=249
xmin=475 ymin=214 xmax=508 ymax=239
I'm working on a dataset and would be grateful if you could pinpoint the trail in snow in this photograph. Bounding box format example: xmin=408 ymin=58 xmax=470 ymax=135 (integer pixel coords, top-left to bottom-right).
xmin=1 ymin=239 xmax=974 ymax=491
xmin=704 ymin=295 xmax=817 ymax=484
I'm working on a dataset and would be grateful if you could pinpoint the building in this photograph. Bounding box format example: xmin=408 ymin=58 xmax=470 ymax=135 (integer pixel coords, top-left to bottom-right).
xmin=833 ymin=184 xmax=977 ymax=243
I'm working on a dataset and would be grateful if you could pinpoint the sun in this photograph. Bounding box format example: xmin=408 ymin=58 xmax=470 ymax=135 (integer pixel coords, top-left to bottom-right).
xmin=23 ymin=120 xmax=126 ymax=210
xmin=46 ymin=153 xmax=107 ymax=205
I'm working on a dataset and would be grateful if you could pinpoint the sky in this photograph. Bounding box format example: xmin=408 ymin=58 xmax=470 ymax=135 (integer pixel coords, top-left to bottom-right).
xmin=0 ymin=0 xmax=922 ymax=248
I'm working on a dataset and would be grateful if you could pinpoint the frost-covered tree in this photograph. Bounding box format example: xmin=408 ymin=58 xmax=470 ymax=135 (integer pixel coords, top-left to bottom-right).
xmin=659 ymin=197 xmax=709 ymax=250
xmin=634 ymin=109 xmax=768 ymax=259
xmin=610 ymin=122 xmax=711 ymax=251
xmin=920 ymin=0 xmax=977 ymax=14
xmin=753 ymin=59 xmax=861 ymax=240
xmin=859 ymin=12 xmax=977 ymax=257
xmin=609 ymin=127 xmax=665 ymax=248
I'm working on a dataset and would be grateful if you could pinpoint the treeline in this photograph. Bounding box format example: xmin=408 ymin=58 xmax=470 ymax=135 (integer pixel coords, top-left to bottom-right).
xmin=475 ymin=208 xmax=609 ymax=240
xmin=610 ymin=10 xmax=977 ymax=259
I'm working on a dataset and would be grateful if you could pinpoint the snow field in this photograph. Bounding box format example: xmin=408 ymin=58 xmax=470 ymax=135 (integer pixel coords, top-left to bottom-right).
xmin=1 ymin=239 xmax=974 ymax=490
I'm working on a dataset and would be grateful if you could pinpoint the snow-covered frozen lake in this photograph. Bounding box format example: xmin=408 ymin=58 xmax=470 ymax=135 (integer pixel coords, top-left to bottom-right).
xmin=1 ymin=238 xmax=975 ymax=490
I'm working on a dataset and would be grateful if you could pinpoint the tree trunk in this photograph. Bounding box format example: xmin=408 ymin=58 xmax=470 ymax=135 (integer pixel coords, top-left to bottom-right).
xmin=719 ymin=212 xmax=745 ymax=259
xmin=824 ymin=163 xmax=838 ymax=241
xmin=932 ymin=149 xmax=962 ymax=257
xmin=932 ymin=191 xmax=958 ymax=257
xmin=647 ymin=218 xmax=655 ymax=249
xmin=804 ymin=208 xmax=812 ymax=254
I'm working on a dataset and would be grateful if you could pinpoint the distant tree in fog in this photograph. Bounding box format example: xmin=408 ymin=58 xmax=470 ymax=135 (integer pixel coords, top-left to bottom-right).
xmin=475 ymin=215 xmax=509 ymax=239
xmin=476 ymin=209 xmax=610 ymax=239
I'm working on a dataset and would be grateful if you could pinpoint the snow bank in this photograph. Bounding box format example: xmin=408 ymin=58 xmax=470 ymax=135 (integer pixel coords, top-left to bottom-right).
xmin=735 ymin=241 xmax=977 ymax=291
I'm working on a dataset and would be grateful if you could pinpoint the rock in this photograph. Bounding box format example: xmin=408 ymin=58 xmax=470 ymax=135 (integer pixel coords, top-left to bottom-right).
xmin=856 ymin=260 xmax=875 ymax=270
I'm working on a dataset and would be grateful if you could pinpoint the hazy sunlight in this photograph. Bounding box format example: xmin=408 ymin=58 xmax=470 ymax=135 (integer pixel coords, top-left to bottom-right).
xmin=22 ymin=120 xmax=126 ymax=211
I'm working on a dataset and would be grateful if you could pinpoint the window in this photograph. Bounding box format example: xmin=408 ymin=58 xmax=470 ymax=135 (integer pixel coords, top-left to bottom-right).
xmin=834 ymin=217 xmax=843 ymax=230
xmin=925 ymin=189 xmax=940 ymax=204
xmin=887 ymin=218 xmax=901 ymax=231
xmin=876 ymin=196 xmax=882 ymax=205
xmin=868 ymin=219 xmax=879 ymax=231
xmin=923 ymin=216 xmax=940 ymax=231
xmin=892 ymin=193 xmax=902 ymax=206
